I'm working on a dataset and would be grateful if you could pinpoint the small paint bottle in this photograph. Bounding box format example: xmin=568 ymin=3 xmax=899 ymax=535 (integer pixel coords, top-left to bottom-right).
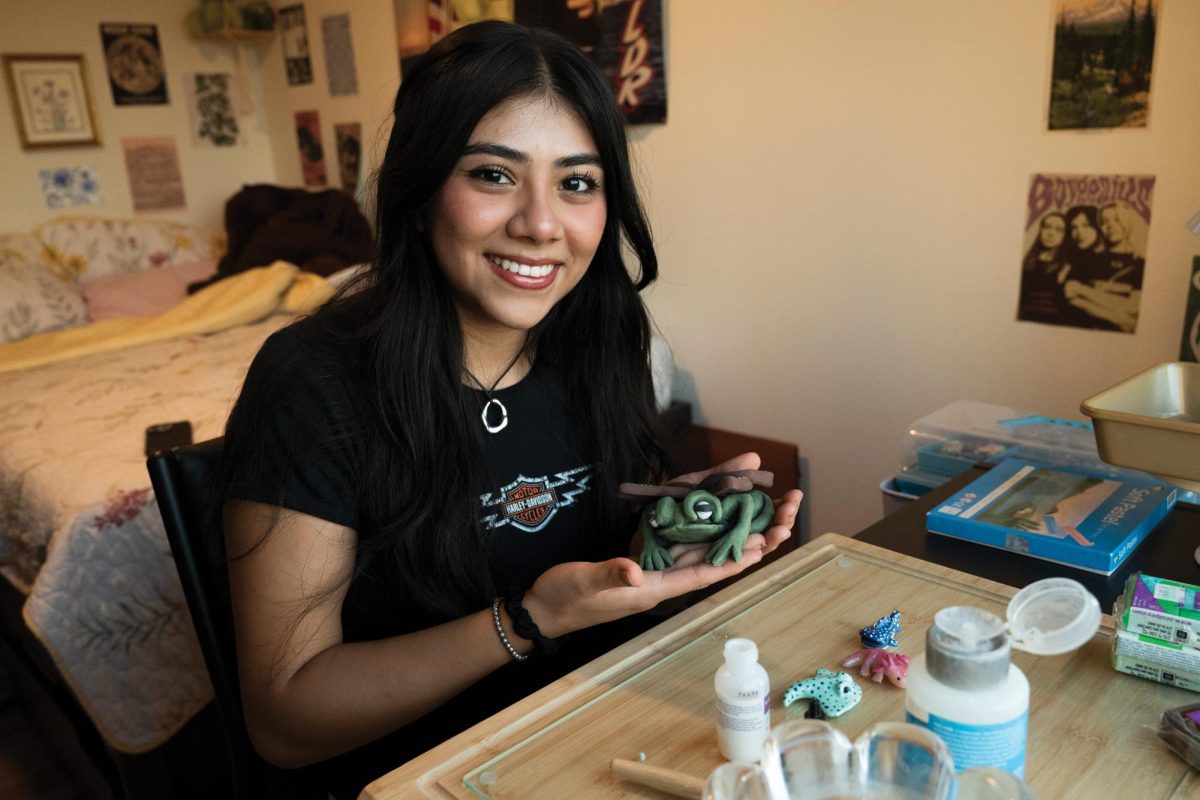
xmin=715 ymin=638 xmax=771 ymax=762
xmin=905 ymin=578 xmax=1100 ymax=778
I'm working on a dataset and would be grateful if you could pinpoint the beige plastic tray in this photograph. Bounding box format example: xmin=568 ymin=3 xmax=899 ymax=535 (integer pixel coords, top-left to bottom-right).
xmin=1081 ymin=362 xmax=1200 ymax=491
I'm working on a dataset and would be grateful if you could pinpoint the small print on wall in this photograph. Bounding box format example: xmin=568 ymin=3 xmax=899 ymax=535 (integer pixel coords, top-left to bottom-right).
xmin=122 ymin=136 xmax=187 ymax=212
xmin=1048 ymin=0 xmax=1158 ymax=130
xmin=514 ymin=0 xmax=666 ymax=124
xmin=1016 ymin=173 xmax=1155 ymax=334
xmin=280 ymin=4 xmax=314 ymax=86
xmin=1179 ymin=258 xmax=1200 ymax=362
xmin=295 ymin=110 xmax=327 ymax=187
xmin=184 ymin=72 xmax=242 ymax=146
xmin=321 ymin=13 xmax=358 ymax=96
xmin=39 ymin=166 xmax=102 ymax=209
xmin=333 ymin=122 xmax=362 ymax=195
xmin=100 ymin=23 xmax=168 ymax=105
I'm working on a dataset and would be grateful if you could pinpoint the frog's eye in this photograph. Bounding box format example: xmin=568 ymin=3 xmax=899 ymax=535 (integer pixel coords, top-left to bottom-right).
xmin=647 ymin=514 xmax=662 ymax=529
xmin=841 ymin=685 xmax=851 ymax=694
xmin=693 ymin=500 xmax=715 ymax=520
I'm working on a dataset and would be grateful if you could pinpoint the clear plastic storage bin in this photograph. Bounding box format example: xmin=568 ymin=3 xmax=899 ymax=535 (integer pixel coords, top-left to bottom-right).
xmin=884 ymin=400 xmax=1197 ymax=508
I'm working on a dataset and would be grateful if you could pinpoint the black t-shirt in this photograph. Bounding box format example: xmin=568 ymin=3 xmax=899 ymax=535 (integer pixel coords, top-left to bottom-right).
xmin=222 ymin=317 xmax=646 ymax=798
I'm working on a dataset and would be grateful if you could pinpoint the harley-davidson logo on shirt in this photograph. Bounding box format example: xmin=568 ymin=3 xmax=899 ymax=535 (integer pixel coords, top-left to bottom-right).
xmin=480 ymin=466 xmax=591 ymax=533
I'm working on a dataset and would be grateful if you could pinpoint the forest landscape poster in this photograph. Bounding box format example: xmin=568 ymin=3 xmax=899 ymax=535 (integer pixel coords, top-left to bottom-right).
xmin=1048 ymin=0 xmax=1159 ymax=130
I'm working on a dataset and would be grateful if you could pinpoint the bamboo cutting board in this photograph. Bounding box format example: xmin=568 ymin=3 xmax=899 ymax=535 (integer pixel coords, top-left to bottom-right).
xmin=361 ymin=533 xmax=1198 ymax=799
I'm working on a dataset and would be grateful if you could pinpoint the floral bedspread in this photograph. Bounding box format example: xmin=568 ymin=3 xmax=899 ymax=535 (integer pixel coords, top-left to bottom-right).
xmin=0 ymin=314 xmax=288 ymax=753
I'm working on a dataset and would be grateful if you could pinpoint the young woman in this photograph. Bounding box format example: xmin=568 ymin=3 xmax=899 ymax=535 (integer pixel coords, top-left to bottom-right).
xmin=219 ymin=20 xmax=801 ymax=799
xmin=1017 ymin=211 xmax=1069 ymax=324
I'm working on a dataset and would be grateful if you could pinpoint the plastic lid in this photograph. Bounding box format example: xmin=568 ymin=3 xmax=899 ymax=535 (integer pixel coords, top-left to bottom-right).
xmin=724 ymin=638 xmax=759 ymax=664
xmin=1005 ymin=578 xmax=1101 ymax=655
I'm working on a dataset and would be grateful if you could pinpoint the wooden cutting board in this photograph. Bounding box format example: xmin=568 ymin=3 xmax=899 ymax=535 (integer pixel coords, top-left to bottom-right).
xmin=362 ymin=533 xmax=1198 ymax=799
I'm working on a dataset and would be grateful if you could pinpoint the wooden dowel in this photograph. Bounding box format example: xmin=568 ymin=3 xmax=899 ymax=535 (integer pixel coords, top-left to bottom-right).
xmin=610 ymin=757 xmax=705 ymax=799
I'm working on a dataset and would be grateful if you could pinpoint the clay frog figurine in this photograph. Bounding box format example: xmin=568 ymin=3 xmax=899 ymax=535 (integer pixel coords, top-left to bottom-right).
xmin=618 ymin=470 xmax=775 ymax=571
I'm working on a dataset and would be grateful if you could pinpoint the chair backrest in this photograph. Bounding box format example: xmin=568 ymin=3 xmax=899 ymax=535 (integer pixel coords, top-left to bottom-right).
xmin=149 ymin=438 xmax=320 ymax=799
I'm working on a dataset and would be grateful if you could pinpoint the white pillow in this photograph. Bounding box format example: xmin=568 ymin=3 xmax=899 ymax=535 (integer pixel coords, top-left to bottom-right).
xmin=36 ymin=217 xmax=216 ymax=283
xmin=0 ymin=250 xmax=87 ymax=343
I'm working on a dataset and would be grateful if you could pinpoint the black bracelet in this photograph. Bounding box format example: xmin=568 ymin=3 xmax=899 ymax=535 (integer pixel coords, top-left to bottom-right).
xmin=504 ymin=590 xmax=560 ymax=656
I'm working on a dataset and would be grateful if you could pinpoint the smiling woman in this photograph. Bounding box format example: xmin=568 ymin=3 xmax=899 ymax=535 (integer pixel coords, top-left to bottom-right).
xmin=215 ymin=20 xmax=801 ymax=800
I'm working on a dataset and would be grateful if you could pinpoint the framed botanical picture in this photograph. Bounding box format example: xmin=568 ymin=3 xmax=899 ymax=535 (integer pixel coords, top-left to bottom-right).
xmin=3 ymin=53 xmax=101 ymax=148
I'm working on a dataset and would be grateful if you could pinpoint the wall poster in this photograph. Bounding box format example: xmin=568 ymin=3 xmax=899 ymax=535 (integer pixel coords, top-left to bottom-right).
xmin=122 ymin=136 xmax=186 ymax=212
xmin=100 ymin=23 xmax=168 ymax=105
xmin=280 ymin=4 xmax=314 ymax=86
xmin=1017 ymin=173 xmax=1155 ymax=334
xmin=321 ymin=13 xmax=359 ymax=96
xmin=39 ymin=166 xmax=102 ymax=209
xmin=294 ymin=110 xmax=327 ymax=187
xmin=334 ymin=122 xmax=362 ymax=195
xmin=184 ymin=72 xmax=242 ymax=147
xmin=513 ymin=0 xmax=666 ymax=124
xmin=1048 ymin=0 xmax=1158 ymax=130
xmin=1180 ymin=257 xmax=1200 ymax=362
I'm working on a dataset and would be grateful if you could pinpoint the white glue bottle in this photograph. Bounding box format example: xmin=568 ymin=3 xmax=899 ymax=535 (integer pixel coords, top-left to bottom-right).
xmin=905 ymin=578 xmax=1100 ymax=779
xmin=715 ymin=638 xmax=771 ymax=762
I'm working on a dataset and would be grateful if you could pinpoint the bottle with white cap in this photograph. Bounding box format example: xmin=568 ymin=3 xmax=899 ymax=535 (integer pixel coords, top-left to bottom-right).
xmin=715 ymin=638 xmax=771 ymax=762
xmin=905 ymin=577 xmax=1101 ymax=778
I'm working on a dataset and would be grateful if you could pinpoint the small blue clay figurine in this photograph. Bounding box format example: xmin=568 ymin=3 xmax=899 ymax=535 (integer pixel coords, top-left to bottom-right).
xmin=860 ymin=610 xmax=901 ymax=649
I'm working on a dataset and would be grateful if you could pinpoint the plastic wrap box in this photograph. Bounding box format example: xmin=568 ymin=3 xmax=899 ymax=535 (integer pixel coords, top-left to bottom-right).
xmin=886 ymin=400 xmax=1198 ymax=503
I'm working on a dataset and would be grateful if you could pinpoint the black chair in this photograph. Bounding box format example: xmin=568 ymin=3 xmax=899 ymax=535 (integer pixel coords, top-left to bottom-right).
xmin=148 ymin=438 xmax=321 ymax=800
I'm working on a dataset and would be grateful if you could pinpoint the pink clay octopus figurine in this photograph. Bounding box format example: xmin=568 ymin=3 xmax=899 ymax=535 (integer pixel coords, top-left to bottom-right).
xmin=842 ymin=648 xmax=910 ymax=688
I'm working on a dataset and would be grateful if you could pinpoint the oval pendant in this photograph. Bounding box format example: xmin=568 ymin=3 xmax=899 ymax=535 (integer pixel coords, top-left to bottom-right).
xmin=481 ymin=398 xmax=508 ymax=433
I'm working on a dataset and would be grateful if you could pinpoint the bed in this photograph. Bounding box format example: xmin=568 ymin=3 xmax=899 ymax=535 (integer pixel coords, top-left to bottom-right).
xmin=0 ymin=213 xmax=706 ymax=794
xmin=0 ymin=216 xmax=334 ymax=774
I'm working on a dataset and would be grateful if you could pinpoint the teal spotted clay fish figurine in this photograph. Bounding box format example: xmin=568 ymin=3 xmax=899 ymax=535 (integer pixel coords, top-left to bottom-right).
xmin=783 ymin=668 xmax=862 ymax=719
xmin=860 ymin=610 xmax=901 ymax=649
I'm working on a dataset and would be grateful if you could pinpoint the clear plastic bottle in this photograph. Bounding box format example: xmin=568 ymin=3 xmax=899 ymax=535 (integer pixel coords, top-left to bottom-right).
xmin=715 ymin=638 xmax=771 ymax=762
xmin=905 ymin=606 xmax=1030 ymax=777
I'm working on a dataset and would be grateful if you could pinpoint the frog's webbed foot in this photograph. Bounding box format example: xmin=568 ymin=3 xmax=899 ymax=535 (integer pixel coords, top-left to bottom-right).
xmin=638 ymin=523 xmax=675 ymax=571
xmin=704 ymin=530 xmax=749 ymax=567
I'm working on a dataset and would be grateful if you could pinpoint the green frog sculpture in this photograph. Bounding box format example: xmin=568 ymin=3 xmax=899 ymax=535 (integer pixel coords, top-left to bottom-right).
xmin=618 ymin=470 xmax=775 ymax=571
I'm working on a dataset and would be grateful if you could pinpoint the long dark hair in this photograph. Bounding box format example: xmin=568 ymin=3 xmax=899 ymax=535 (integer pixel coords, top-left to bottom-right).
xmin=306 ymin=21 xmax=666 ymax=619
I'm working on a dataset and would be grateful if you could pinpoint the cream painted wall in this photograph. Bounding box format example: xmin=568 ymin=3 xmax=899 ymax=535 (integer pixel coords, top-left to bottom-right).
xmin=0 ymin=0 xmax=277 ymax=234
xmin=631 ymin=1 xmax=1200 ymax=540
xmin=257 ymin=0 xmax=400 ymax=206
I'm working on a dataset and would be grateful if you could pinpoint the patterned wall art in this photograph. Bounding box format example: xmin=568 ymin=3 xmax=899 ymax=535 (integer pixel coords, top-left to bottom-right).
xmin=321 ymin=13 xmax=359 ymax=96
xmin=1179 ymin=257 xmax=1200 ymax=362
xmin=1016 ymin=172 xmax=1155 ymax=334
xmin=99 ymin=22 xmax=169 ymax=105
xmin=39 ymin=166 xmax=102 ymax=209
xmin=2 ymin=53 xmax=101 ymax=148
xmin=333 ymin=122 xmax=362 ymax=194
xmin=121 ymin=136 xmax=187 ymax=212
xmin=279 ymin=4 xmax=314 ymax=86
xmin=295 ymin=110 xmax=327 ymax=187
xmin=1048 ymin=0 xmax=1158 ymax=130
xmin=184 ymin=72 xmax=242 ymax=146
xmin=514 ymin=0 xmax=666 ymax=123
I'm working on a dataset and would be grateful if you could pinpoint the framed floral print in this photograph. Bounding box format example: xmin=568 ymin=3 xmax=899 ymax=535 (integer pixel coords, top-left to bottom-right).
xmin=3 ymin=53 xmax=101 ymax=148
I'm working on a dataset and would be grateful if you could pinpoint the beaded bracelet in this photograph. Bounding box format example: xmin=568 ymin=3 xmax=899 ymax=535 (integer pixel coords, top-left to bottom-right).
xmin=491 ymin=598 xmax=529 ymax=662
xmin=504 ymin=590 xmax=560 ymax=656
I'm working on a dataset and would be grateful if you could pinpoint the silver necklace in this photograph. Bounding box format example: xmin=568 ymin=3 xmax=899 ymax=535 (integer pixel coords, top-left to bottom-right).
xmin=463 ymin=349 xmax=525 ymax=434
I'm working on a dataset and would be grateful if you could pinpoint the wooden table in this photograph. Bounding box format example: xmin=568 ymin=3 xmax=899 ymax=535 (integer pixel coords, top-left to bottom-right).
xmin=362 ymin=534 xmax=1199 ymax=799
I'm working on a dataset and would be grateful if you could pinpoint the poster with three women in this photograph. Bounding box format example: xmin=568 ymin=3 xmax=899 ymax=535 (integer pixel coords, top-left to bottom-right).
xmin=1018 ymin=172 xmax=1155 ymax=333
